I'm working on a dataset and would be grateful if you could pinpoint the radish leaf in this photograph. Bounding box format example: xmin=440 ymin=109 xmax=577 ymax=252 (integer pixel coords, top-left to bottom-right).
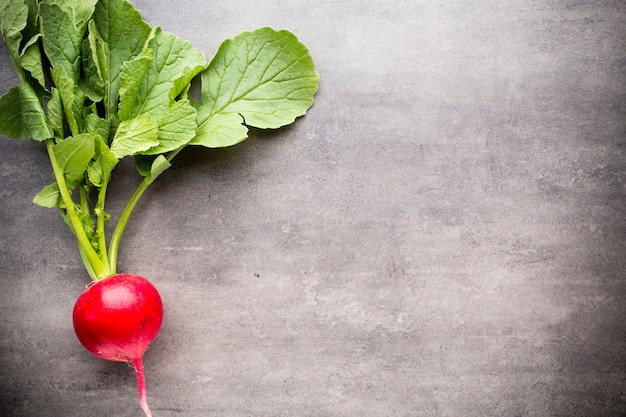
xmin=45 ymin=0 xmax=99 ymax=33
xmin=0 ymin=0 xmax=27 ymax=63
xmin=81 ymin=27 xmax=106 ymax=102
xmin=51 ymin=66 xmax=83 ymax=136
xmin=20 ymin=36 xmax=46 ymax=88
xmin=0 ymin=1 xmax=52 ymax=140
xmin=117 ymin=27 xmax=206 ymax=156
xmin=40 ymin=3 xmax=85 ymax=84
xmin=88 ymin=136 xmax=118 ymax=187
xmin=145 ymin=155 xmax=171 ymax=185
xmin=0 ymin=83 xmax=53 ymax=140
xmin=47 ymin=88 xmax=65 ymax=138
xmin=142 ymin=99 xmax=198 ymax=155
xmin=54 ymin=133 xmax=96 ymax=188
xmin=192 ymin=27 xmax=318 ymax=148
xmin=33 ymin=183 xmax=62 ymax=208
xmin=120 ymin=27 xmax=206 ymax=120
xmin=91 ymin=0 xmax=153 ymax=122
xmin=110 ymin=115 xmax=159 ymax=158
xmin=84 ymin=114 xmax=111 ymax=142
xmin=118 ymin=49 xmax=155 ymax=121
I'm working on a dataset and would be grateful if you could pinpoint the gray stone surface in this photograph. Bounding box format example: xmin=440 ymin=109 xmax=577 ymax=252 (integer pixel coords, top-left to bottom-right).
xmin=1 ymin=0 xmax=625 ymax=416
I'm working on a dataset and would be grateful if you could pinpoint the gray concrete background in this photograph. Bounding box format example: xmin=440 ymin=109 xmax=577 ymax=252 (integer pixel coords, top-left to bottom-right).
xmin=1 ymin=0 xmax=625 ymax=416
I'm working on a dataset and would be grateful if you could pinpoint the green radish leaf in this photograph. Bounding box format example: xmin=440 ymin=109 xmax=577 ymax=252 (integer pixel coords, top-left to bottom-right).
xmin=81 ymin=20 xmax=108 ymax=104
xmin=145 ymin=154 xmax=171 ymax=185
xmin=118 ymin=48 xmax=155 ymax=121
xmin=0 ymin=1 xmax=51 ymax=140
xmin=22 ymin=0 xmax=41 ymax=52
xmin=39 ymin=3 xmax=83 ymax=83
xmin=39 ymin=0 xmax=98 ymax=85
xmin=54 ymin=133 xmax=96 ymax=188
xmin=81 ymin=38 xmax=105 ymax=102
xmin=88 ymin=136 xmax=118 ymax=186
xmin=19 ymin=36 xmax=46 ymax=88
xmin=119 ymin=26 xmax=206 ymax=120
xmin=134 ymin=153 xmax=172 ymax=183
xmin=91 ymin=0 xmax=153 ymax=119
xmin=110 ymin=115 xmax=159 ymax=158
xmin=117 ymin=27 xmax=205 ymax=155
xmin=50 ymin=66 xmax=83 ymax=136
xmin=194 ymin=112 xmax=248 ymax=148
xmin=141 ymin=99 xmax=198 ymax=155
xmin=47 ymin=88 xmax=65 ymax=138
xmin=44 ymin=0 xmax=98 ymax=33
xmin=0 ymin=0 xmax=28 ymax=63
xmin=0 ymin=83 xmax=53 ymax=140
xmin=192 ymin=27 xmax=319 ymax=148
xmin=134 ymin=154 xmax=157 ymax=177
xmin=33 ymin=183 xmax=62 ymax=208
xmin=84 ymin=113 xmax=111 ymax=141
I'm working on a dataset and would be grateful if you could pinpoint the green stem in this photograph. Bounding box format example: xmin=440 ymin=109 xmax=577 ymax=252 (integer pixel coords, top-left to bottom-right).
xmin=78 ymin=244 xmax=98 ymax=281
xmin=107 ymin=177 xmax=150 ymax=274
xmin=107 ymin=148 xmax=184 ymax=273
xmin=96 ymin=182 xmax=109 ymax=263
xmin=46 ymin=139 xmax=110 ymax=280
xmin=76 ymin=185 xmax=100 ymax=281
xmin=79 ymin=186 xmax=89 ymax=208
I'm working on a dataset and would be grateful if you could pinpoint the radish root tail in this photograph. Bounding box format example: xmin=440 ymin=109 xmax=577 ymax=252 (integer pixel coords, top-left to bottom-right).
xmin=132 ymin=357 xmax=152 ymax=417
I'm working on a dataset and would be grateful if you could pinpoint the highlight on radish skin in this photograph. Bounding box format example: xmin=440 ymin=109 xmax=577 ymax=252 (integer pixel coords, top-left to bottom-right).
xmin=73 ymin=274 xmax=163 ymax=417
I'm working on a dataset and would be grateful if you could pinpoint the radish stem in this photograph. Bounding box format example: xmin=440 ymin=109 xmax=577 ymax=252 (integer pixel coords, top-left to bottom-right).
xmin=95 ymin=182 xmax=109 ymax=263
xmin=108 ymin=178 xmax=150 ymax=273
xmin=46 ymin=139 xmax=110 ymax=279
xmin=108 ymin=147 xmax=183 ymax=272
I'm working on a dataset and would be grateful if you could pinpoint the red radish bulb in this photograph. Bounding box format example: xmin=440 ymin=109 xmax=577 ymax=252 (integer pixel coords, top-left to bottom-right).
xmin=73 ymin=273 xmax=163 ymax=417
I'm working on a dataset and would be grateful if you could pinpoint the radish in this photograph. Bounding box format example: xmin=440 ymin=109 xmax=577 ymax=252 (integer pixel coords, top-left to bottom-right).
xmin=73 ymin=274 xmax=163 ymax=417
xmin=0 ymin=0 xmax=317 ymax=414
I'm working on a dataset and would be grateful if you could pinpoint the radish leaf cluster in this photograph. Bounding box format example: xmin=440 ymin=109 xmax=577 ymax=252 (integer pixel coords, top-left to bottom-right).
xmin=0 ymin=0 xmax=318 ymax=280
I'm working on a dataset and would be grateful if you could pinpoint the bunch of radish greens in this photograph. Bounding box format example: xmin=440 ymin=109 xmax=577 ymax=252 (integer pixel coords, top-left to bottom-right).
xmin=0 ymin=0 xmax=318 ymax=415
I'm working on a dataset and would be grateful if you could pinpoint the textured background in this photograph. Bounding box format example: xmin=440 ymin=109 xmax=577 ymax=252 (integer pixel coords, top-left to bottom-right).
xmin=1 ymin=0 xmax=625 ymax=416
